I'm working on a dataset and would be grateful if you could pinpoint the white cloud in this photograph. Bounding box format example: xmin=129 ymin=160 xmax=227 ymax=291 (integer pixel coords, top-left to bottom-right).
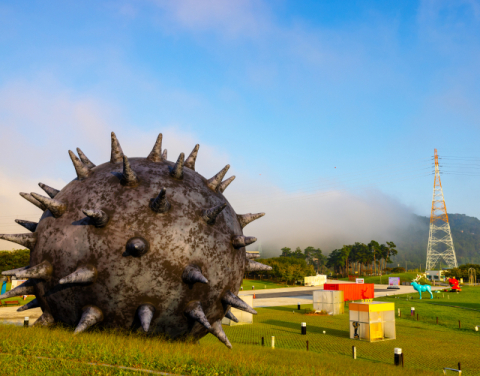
xmin=0 ymin=79 xmax=416 ymax=255
xmin=150 ymin=0 xmax=272 ymax=38
xmin=0 ymin=79 xmax=230 ymax=250
xmin=227 ymin=176 xmax=415 ymax=257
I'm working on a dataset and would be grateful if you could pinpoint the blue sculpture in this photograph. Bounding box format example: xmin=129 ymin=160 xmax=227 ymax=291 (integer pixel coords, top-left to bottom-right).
xmin=411 ymin=281 xmax=433 ymax=299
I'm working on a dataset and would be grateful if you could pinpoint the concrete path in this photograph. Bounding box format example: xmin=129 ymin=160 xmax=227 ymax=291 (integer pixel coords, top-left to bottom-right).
xmin=240 ymin=280 xmax=445 ymax=308
xmin=0 ymin=306 xmax=42 ymax=321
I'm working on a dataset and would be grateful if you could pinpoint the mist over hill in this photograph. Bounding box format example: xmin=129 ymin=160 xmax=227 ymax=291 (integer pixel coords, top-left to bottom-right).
xmin=392 ymin=213 xmax=480 ymax=267
xmin=257 ymin=213 xmax=480 ymax=268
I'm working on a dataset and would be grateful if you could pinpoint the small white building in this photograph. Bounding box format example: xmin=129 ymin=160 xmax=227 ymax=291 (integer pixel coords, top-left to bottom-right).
xmin=246 ymin=250 xmax=260 ymax=259
xmin=304 ymin=274 xmax=327 ymax=287
xmin=426 ymin=270 xmax=445 ymax=282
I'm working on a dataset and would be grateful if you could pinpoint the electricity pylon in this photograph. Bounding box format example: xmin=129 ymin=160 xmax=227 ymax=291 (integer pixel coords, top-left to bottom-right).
xmin=425 ymin=149 xmax=458 ymax=270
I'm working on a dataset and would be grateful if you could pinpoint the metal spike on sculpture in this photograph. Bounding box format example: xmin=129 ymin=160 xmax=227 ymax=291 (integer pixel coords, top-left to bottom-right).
xmin=425 ymin=149 xmax=458 ymax=270
xmin=225 ymin=310 xmax=239 ymax=323
xmin=138 ymin=304 xmax=155 ymax=332
xmin=82 ymin=209 xmax=109 ymax=228
xmin=20 ymin=192 xmax=46 ymax=211
xmin=185 ymin=144 xmax=199 ymax=170
xmin=76 ymin=148 xmax=96 ymax=169
xmin=39 ymin=183 xmax=60 ymax=198
xmin=17 ymin=298 xmax=40 ymax=312
xmin=0 ymin=131 xmax=266 ymax=348
xmin=15 ymin=219 xmax=38 ymax=232
xmin=147 ymin=133 xmax=163 ymax=162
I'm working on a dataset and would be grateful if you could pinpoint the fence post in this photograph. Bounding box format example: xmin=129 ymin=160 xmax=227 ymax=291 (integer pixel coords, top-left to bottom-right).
xmin=306 ymin=340 xmax=309 ymax=351
xmin=271 ymin=336 xmax=275 ymax=349
xmin=352 ymin=346 xmax=356 ymax=359
xmin=417 ymin=313 xmax=419 ymax=321
xmin=262 ymin=337 xmax=264 ymax=346
xmin=394 ymin=348 xmax=402 ymax=366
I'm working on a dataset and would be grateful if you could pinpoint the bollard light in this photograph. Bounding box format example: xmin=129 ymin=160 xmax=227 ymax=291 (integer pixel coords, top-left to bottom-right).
xmin=297 ymin=302 xmax=301 ymax=310
xmin=394 ymin=348 xmax=402 ymax=366
xmin=475 ymin=326 xmax=478 ymax=332
xmin=301 ymin=322 xmax=307 ymax=335
xmin=24 ymin=317 xmax=29 ymax=327
xmin=323 ymin=330 xmax=326 ymax=334
xmin=411 ymin=307 xmax=415 ymax=316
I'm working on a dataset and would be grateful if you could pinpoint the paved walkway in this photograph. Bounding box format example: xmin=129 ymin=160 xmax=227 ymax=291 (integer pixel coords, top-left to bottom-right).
xmin=240 ymin=280 xmax=445 ymax=308
xmin=0 ymin=306 xmax=42 ymax=321
xmin=0 ymin=281 xmax=446 ymax=317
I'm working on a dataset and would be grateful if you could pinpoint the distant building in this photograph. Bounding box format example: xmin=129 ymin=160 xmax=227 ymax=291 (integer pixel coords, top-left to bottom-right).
xmin=246 ymin=250 xmax=260 ymax=259
xmin=426 ymin=270 xmax=445 ymax=282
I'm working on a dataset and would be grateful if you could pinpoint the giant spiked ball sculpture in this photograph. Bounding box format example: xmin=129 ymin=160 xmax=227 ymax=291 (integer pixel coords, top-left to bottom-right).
xmin=0 ymin=132 xmax=271 ymax=348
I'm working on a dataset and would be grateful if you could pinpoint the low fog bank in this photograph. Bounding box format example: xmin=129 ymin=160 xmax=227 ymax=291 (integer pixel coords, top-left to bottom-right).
xmin=228 ymin=181 xmax=421 ymax=258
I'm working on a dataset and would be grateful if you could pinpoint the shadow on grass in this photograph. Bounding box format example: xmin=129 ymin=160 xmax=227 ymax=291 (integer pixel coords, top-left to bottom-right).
xmin=262 ymin=319 xmax=350 ymax=338
xmin=260 ymin=306 xmax=311 ymax=313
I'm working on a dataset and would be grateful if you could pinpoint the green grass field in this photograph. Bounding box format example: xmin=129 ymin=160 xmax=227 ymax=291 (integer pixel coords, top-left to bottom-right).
xmin=241 ymin=279 xmax=296 ymax=290
xmin=0 ymin=324 xmax=436 ymax=376
xmin=1 ymin=287 xmax=479 ymax=375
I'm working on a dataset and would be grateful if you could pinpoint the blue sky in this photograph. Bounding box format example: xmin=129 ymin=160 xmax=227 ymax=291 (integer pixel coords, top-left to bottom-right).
xmin=1 ymin=0 xmax=480 ymax=253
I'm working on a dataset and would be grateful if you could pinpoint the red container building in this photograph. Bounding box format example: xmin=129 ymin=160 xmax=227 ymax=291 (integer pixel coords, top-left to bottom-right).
xmin=324 ymin=283 xmax=375 ymax=301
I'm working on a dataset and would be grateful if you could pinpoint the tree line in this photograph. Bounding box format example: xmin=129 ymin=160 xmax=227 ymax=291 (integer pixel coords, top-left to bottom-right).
xmin=279 ymin=246 xmax=327 ymax=273
xmin=0 ymin=249 xmax=30 ymax=275
xmin=445 ymin=264 xmax=480 ymax=280
xmin=249 ymin=257 xmax=316 ymax=285
xmin=326 ymin=241 xmax=398 ymax=276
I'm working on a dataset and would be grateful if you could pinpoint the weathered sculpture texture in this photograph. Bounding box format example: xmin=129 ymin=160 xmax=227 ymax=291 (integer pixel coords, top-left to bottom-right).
xmin=0 ymin=132 xmax=271 ymax=348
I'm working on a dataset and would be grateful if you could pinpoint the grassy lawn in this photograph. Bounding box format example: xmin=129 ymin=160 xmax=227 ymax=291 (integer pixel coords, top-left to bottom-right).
xmin=1 ymin=295 xmax=35 ymax=306
xmin=378 ymin=285 xmax=480 ymax=328
xmin=1 ymin=287 xmax=479 ymax=375
xmin=0 ymin=325 xmax=435 ymax=376
xmin=241 ymin=279 xmax=297 ymax=290
xmin=200 ymin=300 xmax=480 ymax=374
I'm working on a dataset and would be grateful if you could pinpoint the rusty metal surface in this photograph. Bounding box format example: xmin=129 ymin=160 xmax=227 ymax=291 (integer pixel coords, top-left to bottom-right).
xmin=29 ymin=156 xmax=246 ymax=340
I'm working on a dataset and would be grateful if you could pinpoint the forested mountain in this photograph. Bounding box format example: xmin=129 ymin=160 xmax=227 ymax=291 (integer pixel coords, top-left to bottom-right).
xmin=393 ymin=214 xmax=480 ymax=267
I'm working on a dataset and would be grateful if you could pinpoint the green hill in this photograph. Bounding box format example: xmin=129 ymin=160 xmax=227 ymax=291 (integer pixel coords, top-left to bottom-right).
xmin=393 ymin=213 xmax=480 ymax=267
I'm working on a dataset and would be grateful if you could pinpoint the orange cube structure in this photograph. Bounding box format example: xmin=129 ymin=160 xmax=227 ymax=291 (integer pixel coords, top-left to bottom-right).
xmin=324 ymin=283 xmax=374 ymax=301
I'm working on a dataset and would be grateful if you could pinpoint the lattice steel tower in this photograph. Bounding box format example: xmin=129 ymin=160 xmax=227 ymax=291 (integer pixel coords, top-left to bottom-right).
xmin=426 ymin=149 xmax=458 ymax=270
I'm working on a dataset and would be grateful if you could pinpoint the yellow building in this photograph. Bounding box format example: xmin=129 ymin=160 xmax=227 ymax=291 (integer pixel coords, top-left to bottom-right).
xmin=349 ymin=302 xmax=396 ymax=342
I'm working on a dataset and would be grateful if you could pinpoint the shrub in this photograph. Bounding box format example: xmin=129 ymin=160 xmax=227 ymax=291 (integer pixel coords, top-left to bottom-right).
xmin=0 ymin=249 xmax=30 ymax=274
